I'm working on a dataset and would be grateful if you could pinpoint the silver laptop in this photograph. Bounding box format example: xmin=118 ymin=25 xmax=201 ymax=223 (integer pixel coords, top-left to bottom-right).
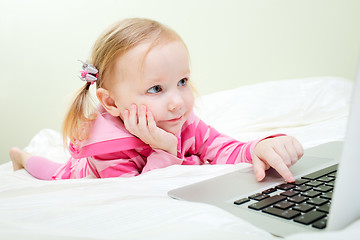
xmin=168 ymin=63 xmax=360 ymax=237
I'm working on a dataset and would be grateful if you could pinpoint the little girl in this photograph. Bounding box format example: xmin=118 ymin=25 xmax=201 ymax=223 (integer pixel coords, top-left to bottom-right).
xmin=10 ymin=18 xmax=303 ymax=182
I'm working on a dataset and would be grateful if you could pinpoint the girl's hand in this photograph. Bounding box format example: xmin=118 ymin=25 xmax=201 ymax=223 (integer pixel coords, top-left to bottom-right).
xmin=252 ymin=136 xmax=304 ymax=182
xmin=123 ymin=104 xmax=178 ymax=156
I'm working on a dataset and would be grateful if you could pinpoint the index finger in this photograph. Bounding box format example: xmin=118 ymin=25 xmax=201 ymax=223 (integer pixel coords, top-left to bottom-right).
xmin=265 ymin=151 xmax=296 ymax=183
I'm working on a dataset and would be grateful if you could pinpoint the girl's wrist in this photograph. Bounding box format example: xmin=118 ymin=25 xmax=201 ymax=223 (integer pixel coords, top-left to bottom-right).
xmin=150 ymin=141 xmax=177 ymax=156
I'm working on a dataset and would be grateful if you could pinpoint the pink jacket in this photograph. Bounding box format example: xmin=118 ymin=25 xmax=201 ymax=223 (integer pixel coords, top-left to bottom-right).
xmin=53 ymin=108 xmax=273 ymax=179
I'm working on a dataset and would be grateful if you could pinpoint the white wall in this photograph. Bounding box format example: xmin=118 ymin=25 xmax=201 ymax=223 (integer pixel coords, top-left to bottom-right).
xmin=1 ymin=0 xmax=360 ymax=164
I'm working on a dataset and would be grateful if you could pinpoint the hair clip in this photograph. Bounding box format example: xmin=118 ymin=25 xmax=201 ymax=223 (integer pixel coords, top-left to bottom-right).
xmin=78 ymin=60 xmax=98 ymax=84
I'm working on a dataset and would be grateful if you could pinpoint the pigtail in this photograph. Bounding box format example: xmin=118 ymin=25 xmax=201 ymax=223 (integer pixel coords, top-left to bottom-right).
xmin=62 ymin=82 xmax=97 ymax=147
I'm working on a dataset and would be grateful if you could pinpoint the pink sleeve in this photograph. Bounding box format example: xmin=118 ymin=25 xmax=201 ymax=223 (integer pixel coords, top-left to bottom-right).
xmin=142 ymin=148 xmax=210 ymax=173
xmin=142 ymin=149 xmax=183 ymax=173
xmin=191 ymin=118 xmax=254 ymax=164
xmin=87 ymin=150 xmax=147 ymax=178
xmin=90 ymin=148 xmax=185 ymax=177
xmin=211 ymin=134 xmax=286 ymax=165
xmin=191 ymin=116 xmax=286 ymax=165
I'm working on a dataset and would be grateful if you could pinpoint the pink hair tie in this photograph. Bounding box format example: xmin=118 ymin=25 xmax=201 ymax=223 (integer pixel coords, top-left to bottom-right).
xmin=78 ymin=60 xmax=98 ymax=84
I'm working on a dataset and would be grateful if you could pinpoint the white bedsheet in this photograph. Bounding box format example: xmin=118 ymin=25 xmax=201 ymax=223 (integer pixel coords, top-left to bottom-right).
xmin=1 ymin=77 xmax=358 ymax=240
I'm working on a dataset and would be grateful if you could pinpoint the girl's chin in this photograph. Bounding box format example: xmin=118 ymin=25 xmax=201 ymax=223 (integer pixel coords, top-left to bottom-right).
xmin=157 ymin=118 xmax=187 ymax=135
xmin=159 ymin=124 xmax=182 ymax=135
xmin=163 ymin=128 xmax=181 ymax=135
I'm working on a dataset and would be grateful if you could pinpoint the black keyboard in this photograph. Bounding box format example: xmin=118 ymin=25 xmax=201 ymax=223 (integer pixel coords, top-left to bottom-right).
xmin=233 ymin=164 xmax=337 ymax=229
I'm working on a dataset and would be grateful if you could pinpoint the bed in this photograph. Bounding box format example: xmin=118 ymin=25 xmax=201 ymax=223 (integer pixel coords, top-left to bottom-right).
xmin=1 ymin=77 xmax=358 ymax=240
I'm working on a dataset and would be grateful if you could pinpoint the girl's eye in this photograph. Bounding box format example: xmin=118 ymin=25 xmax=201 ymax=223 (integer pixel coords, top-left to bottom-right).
xmin=178 ymin=78 xmax=188 ymax=86
xmin=147 ymin=85 xmax=162 ymax=94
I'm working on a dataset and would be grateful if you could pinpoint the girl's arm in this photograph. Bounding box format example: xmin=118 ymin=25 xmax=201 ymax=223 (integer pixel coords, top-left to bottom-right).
xmin=184 ymin=114 xmax=256 ymax=165
xmin=87 ymin=150 xmax=147 ymax=178
xmin=189 ymin=114 xmax=303 ymax=182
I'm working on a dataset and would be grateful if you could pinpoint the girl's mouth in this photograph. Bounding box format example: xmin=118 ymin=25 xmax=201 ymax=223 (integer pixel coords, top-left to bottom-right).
xmin=166 ymin=116 xmax=183 ymax=122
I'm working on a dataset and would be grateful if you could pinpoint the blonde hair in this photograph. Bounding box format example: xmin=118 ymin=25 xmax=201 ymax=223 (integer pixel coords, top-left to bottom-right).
xmin=62 ymin=18 xmax=184 ymax=146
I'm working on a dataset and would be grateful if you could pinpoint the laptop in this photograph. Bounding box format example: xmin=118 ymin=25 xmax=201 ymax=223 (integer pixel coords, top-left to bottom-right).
xmin=168 ymin=64 xmax=360 ymax=237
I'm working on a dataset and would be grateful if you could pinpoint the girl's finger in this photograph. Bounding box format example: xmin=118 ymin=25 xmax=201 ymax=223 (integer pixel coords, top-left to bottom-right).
xmin=263 ymin=149 xmax=296 ymax=183
xmin=122 ymin=109 xmax=131 ymax=130
xmin=252 ymin=155 xmax=267 ymax=182
xmin=129 ymin=104 xmax=138 ymax=126
xmin=273 ymin=144 xmax=292 ymax=167
xmin=147 ymin=111 xmax=158 ymax=135
xmin=292 ymin=137 xmax=304 ymax=159
xmin=284 ymin=141 xmax=300 ymax=166
xmin=138 ymin=105 xmax=148 ymax=132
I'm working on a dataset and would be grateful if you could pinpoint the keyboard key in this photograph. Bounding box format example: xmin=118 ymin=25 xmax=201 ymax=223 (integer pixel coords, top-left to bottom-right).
xmin=280 ymin=190 xmax=299 ymax=197
xmin=292 ymin=203 xmax=315 ymax=212
xmin=317 ymin=203 xmax=331 ymax=213
xmin=307 ymin=197 xmax=329 ymax=206
xmin=254 ymin=194 xmax=270 ymax=201
xmin=274 ymin=200 xmax=295 ymax=210
xmin=328 ymin=172 xmax=336 ymax=178
xmin=262 ymin=188 xmax=277 ymax=194
xmin=294 ymin=185 xmax=312 ymax=192
xmin=293 ymin=179 xmax=310 ymax=185
xmin=325 ymin=181 xmax=335 ymax=187
xmin=301 ymin=164 xmax=338 ymax=180
xmin=248 ymin=193 xmax=263 ymax=199
xmin=263 ymin=207 xmax=301 ymax=220
xmin=294 ymin=210 xmax=326 ymax=225
xmin=313 ymin=185 xmax=333 ymax=192
xmin=276 ymin=183 xmax=295 ymax=190
xmin=301 ymin=190 xmax=322 ymax=198
xmin=312 ymin=217 xmax=327 ymax=229
xmin=234 ymin=198 xmax=250 ymax=205
xmin=317 ymin=176 xmax=335 ymax=182
xmin=320 ymin=191 xmax=333 ymax=200
xmin=248 ymin=195 xmax=287 ymax=210
xmin=305 ymin=180 xmax=324 ymax=187
xmin=288 ymin=195 xmax=308 ymax=203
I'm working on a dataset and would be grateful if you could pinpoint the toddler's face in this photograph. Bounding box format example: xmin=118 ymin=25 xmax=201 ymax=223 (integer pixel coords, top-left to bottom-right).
xmin=109 ymin=40 xmax=194 ymax=135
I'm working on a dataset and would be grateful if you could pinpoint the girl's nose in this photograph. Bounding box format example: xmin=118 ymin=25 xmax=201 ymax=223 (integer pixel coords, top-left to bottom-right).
xmin=168 ymin=92 xmax=184 ymax=111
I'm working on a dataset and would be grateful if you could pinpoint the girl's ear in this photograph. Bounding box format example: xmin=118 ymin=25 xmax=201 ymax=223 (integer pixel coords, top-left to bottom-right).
xmin=96 ymin=88 xmax=121 ymax=117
